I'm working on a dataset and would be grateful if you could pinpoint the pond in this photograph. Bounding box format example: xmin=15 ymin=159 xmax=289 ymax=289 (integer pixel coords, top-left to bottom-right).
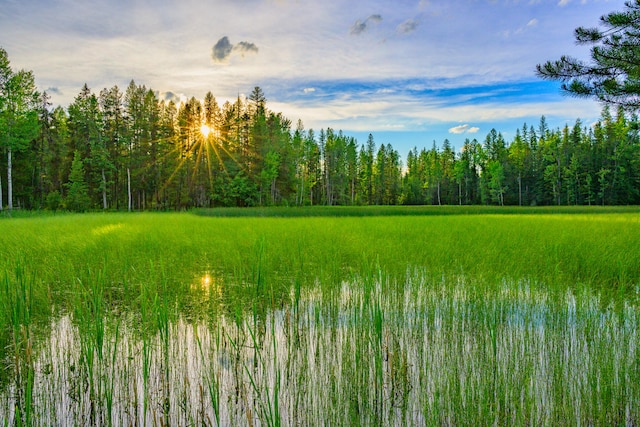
xmin=2 ymin=273 xmax=638 ymax=426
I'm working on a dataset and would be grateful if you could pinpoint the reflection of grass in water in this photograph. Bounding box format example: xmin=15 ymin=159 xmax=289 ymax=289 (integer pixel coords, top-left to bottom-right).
xmin=0 ymin=208 xmax=639 ymax=424
xmin=0 ymin=277 xmax=638 ymax=425
xmin=4 ymin=263 xmax=35 ymax=427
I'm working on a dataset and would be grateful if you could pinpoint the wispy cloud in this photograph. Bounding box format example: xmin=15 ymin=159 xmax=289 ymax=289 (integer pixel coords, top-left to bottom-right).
xmin=272 ymin=78 xmax=600 ymax=132
xmin=351 ymin=14 xmax=383 ymax=35
xmin=503 ymin=17 xmax=540 ymax=38
xmin=0 ymin=0 xmax=614 ymax=155
xmin=397 ymin=19 xmax=420 ymax=34
xmin=517 ymin=18 xmax=539 ymax=33
xmin=236 ymin=41 xmax=259 ymax=55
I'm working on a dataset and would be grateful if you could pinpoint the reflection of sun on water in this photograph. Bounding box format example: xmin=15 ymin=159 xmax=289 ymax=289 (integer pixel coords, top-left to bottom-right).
xmin=202 ymin=273 xmax=212 ymax=287
xmin=192 ymin=272 xmax=222 ymax=300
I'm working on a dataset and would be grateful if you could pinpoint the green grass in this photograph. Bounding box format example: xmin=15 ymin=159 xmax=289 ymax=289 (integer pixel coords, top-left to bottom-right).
xmin=0 ymin=207 xmax=638 ymax=425
xmin=193 ymin=204 xmax=640 ymax=217
xmin=1 ymin=208 xmax=639 ymax=296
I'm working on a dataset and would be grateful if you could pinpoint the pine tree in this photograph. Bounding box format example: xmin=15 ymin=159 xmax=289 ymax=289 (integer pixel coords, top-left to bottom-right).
xmin=99 ymin=86 xmax=125 ymax=209
xmin=65 ymin=150 xmax=90 ymax=211
xmin=536 ymin=1 xmax=640 ymax=111
xmin=509 ymin=129 xmax=531 ymax=206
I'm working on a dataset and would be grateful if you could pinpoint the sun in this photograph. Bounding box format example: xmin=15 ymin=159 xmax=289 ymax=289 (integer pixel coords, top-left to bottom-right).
xmin=200 ymin=124 xmax=211 ymax=138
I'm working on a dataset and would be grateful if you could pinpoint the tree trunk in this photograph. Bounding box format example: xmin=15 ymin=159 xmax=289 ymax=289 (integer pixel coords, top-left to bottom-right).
xmin=7 ymin=147 xmax=13 ymax=210
xmin=352 ymin=177 xmax=356 ymax=204
xmin=114 ymin=168 xmax=119 ymax=210
xmin=518 ymin=173 xmax=522 ymax=206
xmin=0 ymin=173 xmax=3 ymax=211
xmin=102 ymin=169 xmax=107 ymax=210
xmin=326 ymin=172 xmax=331 ymax=206
xmin=437 ymin=181 xmax=441 ymax=206
xmin=271 ymin=179 xmax=276 ymax=204
xmin=127 ymin=167 xmax=132 ymax=212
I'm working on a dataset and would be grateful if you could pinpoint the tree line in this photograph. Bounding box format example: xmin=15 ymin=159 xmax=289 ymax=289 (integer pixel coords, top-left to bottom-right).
xmin=2 ymin=49 xmax=640 ymax=210
xmin=3 ymin=2 xmax=640 ymax=210
xmin=404 ymin=110 xmax=639 ymax=206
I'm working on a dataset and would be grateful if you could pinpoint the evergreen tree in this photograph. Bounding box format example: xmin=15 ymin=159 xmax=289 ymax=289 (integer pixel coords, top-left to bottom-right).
xmin=67 ymin=84 xmax=103 ymax=209
xmin=374 ymin=143 xmax=388 ymax=204
xmin=401 ymin=147 xmax=424 ymax=205
xmin=440 ymin=139 xmax=456 ymax=204
xmin=48 ymin=106 xmax=69 ymax=196
xmin=65 ymin=150 xmax=90 ymax=211
xmin=99 ymin=86 xmax=125 ymax=209
xmin=32 ymin=91 xmax=55 ymax=208
xmin=486 ymin=160 xmax=506 ymax=206
xmin=536 ymin=1 xmax=640 ymax=110
xmin=364 ymin=134 xmax=375 ymax=204
xmin=508 ymin=129 xmax=530 ymax=206
xmin=305 ymin=129 xmax=321 ymax=205
xmin=2 ymin=61 xmax=639 ymax=210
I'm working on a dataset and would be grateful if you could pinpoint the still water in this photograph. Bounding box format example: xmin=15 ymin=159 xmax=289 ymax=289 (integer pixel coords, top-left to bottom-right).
xmin=2 ymin=276 xmax=638 ymax=426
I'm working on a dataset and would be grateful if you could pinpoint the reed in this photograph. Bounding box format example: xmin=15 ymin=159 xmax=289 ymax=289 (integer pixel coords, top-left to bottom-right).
xmin=0 ymin=207 xmax=638 ymax=425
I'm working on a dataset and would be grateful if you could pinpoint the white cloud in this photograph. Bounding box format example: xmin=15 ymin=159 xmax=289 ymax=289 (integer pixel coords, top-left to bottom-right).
xmin=0 ymin=0 xmax=612 ymax=144
xmin=449 ymin=124 xmax=470 ymax=134
xmin=449 ymin=124 xmax=480 ymax=134
xmin=272 ymin=84 xmax=601 ymax=134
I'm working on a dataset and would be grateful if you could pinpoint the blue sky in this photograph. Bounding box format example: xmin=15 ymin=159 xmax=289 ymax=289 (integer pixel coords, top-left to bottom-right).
xmin=0 ymin=0 xmax=624 ymax=159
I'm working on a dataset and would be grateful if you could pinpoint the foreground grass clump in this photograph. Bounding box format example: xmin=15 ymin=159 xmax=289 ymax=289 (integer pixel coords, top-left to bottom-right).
xmin=0 ymin=207 xmax=639 ymax=426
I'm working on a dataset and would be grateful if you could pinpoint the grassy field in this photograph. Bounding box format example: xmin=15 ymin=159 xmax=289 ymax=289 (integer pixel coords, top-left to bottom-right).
xmin=0 ymin=206 xmax=639 ymax=425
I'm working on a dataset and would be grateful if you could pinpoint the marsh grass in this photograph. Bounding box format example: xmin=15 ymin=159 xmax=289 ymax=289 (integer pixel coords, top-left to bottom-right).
xmin=1 ymin=275 xmax=638 ymax=426
xmin=0 ymin=208 xmax=639 ymax=425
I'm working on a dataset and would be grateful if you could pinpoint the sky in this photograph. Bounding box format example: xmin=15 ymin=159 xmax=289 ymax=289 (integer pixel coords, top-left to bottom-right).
xmin=0 ymin=0 xmax=625 ymax=159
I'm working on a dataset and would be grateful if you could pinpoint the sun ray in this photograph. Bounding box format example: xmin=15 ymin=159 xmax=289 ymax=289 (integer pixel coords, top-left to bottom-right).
xmin=146 ymin=118 xmax=259 ymax=207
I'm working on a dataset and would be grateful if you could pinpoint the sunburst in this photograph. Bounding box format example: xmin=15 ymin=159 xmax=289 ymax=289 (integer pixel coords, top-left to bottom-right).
xmin=200 ymin=124 xmax=211 ymax=138
xmin=157 ymin=120 xmax=250 ymax=207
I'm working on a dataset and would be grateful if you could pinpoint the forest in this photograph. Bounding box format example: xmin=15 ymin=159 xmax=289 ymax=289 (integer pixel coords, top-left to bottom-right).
xmin=1 ymin=52 xmax=640 ymax=210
